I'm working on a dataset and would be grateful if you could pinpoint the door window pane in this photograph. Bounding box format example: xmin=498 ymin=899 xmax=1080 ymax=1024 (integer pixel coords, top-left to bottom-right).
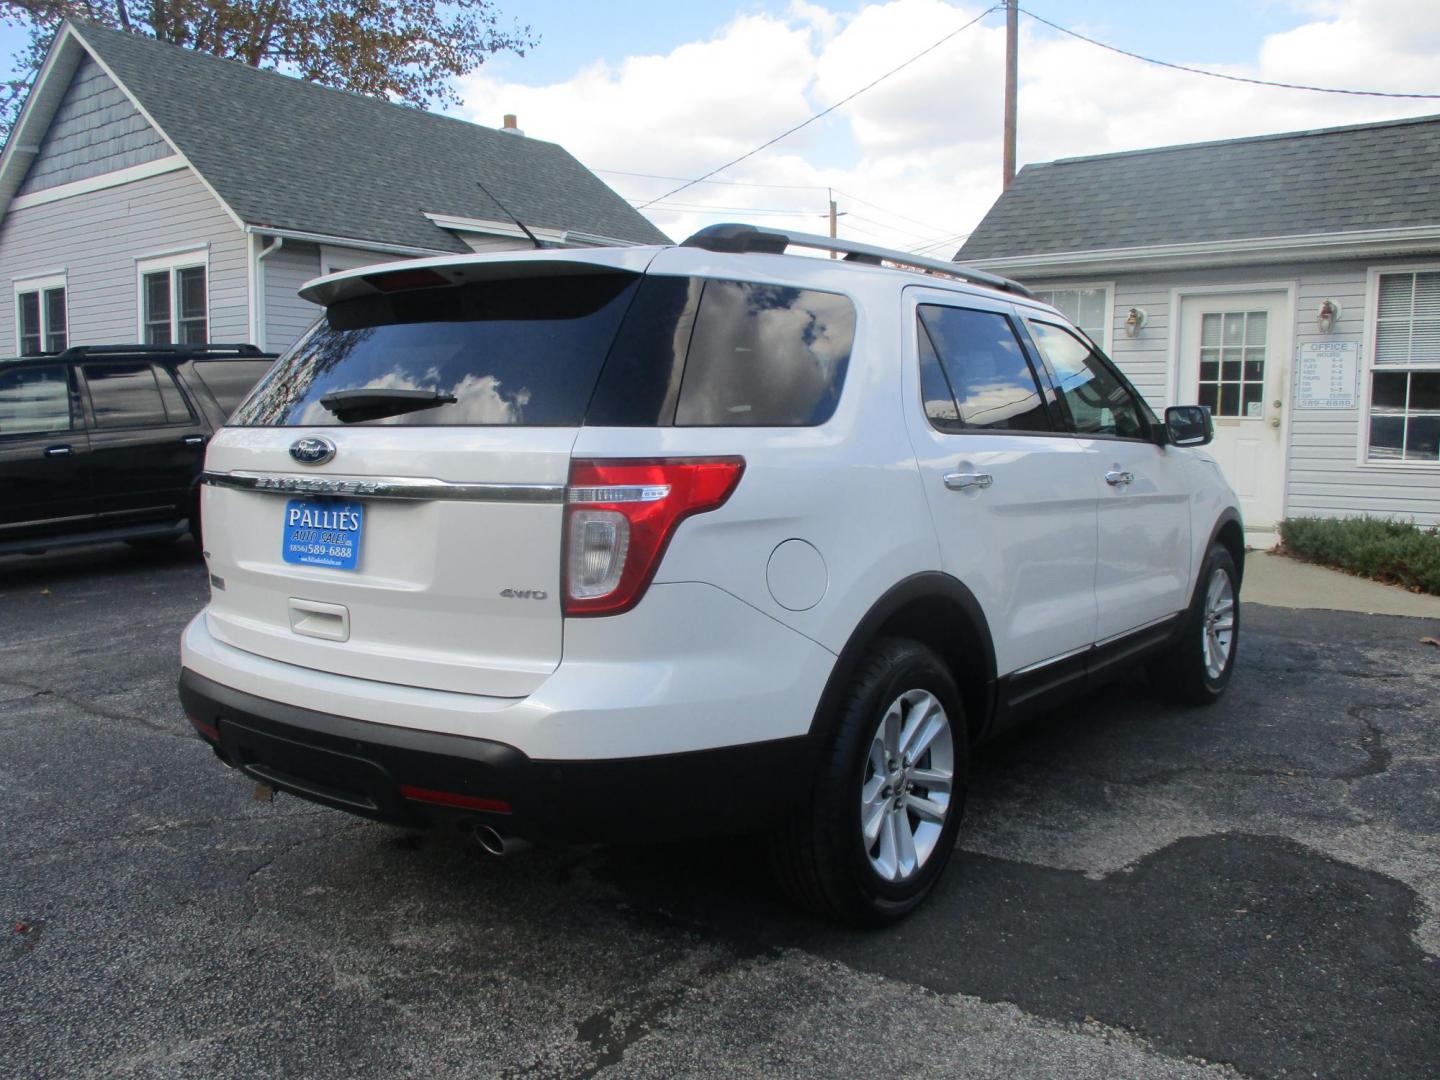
xmin=144 ymin=271 xmax=172 ymax=345
xmin=1028 ymin=320 xmax=1147 ymax=439
xmin=0 ymin=365 xmax=70 ymax=434
xmin=177 ymin=266 xmax=207 ymax=343
xmin=17 ymin=290 xmax=41 ymax=355
xmin=85 ymin=363 xmax=169 ymax=428
xmin=1197 ymin=310 xmax=1266 ymax=418
xmin=918 ymin=306 xmax=1050 ymax=432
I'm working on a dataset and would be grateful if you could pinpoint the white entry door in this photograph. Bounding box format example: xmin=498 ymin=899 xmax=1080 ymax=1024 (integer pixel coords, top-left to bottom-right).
xmin=1177 ymin=291 xmax=1291 ymax=546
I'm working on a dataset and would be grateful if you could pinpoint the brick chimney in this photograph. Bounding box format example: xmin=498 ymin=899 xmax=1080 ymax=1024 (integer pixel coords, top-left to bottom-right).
xmin=501 ymin=114 xmax=523 ymax=136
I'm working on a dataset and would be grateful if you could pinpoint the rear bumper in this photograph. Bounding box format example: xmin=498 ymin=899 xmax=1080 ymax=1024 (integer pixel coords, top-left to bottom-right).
xmin=179 ymin=668 xmax=814 ymax=843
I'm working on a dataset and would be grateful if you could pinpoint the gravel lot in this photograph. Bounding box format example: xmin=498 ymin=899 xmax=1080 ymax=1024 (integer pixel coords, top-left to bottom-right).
xmin=3 ymin=543 xmax=1437 ymax=1079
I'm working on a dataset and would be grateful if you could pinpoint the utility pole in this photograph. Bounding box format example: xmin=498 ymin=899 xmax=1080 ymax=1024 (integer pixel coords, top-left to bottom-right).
xmin=1003 ymin=0 xmax=1017 ymax=189
xmin=825 ymin=189 xmax=847 ymax=257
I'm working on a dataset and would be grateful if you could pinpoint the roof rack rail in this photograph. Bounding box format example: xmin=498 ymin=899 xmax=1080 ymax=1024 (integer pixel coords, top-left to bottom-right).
xmin=680 ymin=223 xmax=1034 ymax=298
xmin=54 ymin=343 xmax=275 ymax=360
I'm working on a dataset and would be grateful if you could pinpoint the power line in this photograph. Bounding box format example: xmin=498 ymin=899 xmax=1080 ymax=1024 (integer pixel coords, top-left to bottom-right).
xmin=1021 ymin=7 xmax=1440 ymax=100
xmin=598 ymin=169 xmax=829 ymax=192
xmin=831 ymin=188 xmax=961 ymax=237
xmin=636 ymin=4 xmax=1002 ymax=208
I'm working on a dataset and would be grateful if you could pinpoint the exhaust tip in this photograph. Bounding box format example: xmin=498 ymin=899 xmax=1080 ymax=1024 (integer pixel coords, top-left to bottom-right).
xmin=474 ymin=824 xmax=507 ymax=857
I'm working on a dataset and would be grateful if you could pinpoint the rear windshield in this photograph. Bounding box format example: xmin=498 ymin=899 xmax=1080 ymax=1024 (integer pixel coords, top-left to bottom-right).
xmin=231 ymin=273 xmax=640 ymax=427
xmin=232 ymin=270 xmax=856 ymax=429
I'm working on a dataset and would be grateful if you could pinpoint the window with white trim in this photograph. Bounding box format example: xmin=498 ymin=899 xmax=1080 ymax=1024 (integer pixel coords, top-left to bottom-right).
xmin=138 ymin=253 xmax=207 ymax=345
xmin=15 ymin=274 xmax=67 ymax=355
xmin=1031 ymin=286 xmax=1110 ymax=348
xmin=1368 ymin=270 xmax=1440 ymax=463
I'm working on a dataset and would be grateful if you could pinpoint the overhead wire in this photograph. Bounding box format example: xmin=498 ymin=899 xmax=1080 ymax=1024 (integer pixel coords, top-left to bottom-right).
xmin=634 ymin=4 xmax=1001 ymax=208
xmin=1021 ymin=7 xmax=1440 ymax=99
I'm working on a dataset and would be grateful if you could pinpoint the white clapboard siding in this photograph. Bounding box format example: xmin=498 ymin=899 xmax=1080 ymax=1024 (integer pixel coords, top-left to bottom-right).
xmin=261 ymin=241 xmax=323 ymax=354
xmin=0 ymin=166 xmax=247 ymax=348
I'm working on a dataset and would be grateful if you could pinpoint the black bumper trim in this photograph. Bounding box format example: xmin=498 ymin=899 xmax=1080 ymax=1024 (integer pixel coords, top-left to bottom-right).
xmin=178 ymin=668 xmax=813 ymax=842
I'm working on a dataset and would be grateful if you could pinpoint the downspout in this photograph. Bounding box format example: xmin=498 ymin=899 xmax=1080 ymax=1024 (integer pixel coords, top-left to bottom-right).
xmin=253 ymin=236 xmax=284 ymax=351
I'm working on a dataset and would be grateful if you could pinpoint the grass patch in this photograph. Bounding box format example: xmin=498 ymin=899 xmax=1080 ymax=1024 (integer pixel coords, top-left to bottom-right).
xmin=1278 ymin=516 xmax=1440 ymax=596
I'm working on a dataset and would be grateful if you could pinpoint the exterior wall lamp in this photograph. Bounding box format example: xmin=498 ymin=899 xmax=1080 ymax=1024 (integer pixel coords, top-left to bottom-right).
xmin=1124 ymin=307 xmax=1147 ymax=337
xmin=1316 ymin=299 xmax=1341 ymax=334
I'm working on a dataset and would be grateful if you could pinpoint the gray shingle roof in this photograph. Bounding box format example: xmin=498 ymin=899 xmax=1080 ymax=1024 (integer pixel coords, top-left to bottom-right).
xmin=72 ymin=21 xmax=669 ymax=251
xmin=957 ymin=114 xmax=1440 ymax=261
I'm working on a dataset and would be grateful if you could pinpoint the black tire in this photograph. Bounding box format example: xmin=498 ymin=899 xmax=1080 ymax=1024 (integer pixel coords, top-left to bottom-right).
xmin=770 ymin=637 xmax=968 ymax=927
xmin=1150 ymin=542 xmax=1240 ymax=704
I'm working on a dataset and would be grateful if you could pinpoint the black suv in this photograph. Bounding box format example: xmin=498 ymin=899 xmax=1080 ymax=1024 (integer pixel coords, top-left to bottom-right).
xmin=0 ymin=344 xmax=274 ymax=556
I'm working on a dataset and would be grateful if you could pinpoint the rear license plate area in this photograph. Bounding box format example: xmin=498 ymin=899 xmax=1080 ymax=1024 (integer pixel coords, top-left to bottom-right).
xmin=282 ymin=498 xmax=363 ymax=570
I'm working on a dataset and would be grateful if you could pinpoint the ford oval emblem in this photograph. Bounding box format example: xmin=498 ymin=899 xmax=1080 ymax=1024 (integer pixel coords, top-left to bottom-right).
xmin=289 ymin=436 xmax=336 ymax=466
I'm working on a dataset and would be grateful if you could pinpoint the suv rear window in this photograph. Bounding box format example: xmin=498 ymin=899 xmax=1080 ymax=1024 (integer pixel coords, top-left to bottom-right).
xmin=232 ymin=273 xmax=640 ymax=427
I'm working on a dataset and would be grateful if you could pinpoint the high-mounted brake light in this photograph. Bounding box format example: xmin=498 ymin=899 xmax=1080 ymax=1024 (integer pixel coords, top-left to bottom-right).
xmin=564 ymin=457 xmax=745 ymax=616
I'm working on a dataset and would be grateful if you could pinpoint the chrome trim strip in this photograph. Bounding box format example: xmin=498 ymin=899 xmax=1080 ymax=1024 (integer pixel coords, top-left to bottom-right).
xmin=1093 ymin=612 xmax=1177 ymax=649
xmin=1008 ymin=644 xmax=1091 ymax=679
xmin=202 ymin=470 xmax=565 ymax=504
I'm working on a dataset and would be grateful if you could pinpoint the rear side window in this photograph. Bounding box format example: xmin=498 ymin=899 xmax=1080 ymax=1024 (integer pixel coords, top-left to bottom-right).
xmin=0 ymin=365 xmax=70 ymax=435
xmin=84 ymin=364 xmax=175 ymax=429
xmin=675 ymin=281 xmax=854 ymax=426
xmin=917 ymin=305 xmax=1052 ymax=433
xmin=192 ymin=359 xmax=274 ymax=415
xmin=585 ymin=276 xmax=856 ymax=427
xmin=232 ymin=274 xmax=640 ymax=427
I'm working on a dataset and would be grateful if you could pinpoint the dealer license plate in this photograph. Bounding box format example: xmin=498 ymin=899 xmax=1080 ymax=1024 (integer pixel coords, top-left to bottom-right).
xmin=281 ymin=499 xmax=363 ymax=570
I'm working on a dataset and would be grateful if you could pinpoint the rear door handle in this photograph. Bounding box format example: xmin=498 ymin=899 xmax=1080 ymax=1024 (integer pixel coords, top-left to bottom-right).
xmin=43 ymin=444 xmax=72 ymax=457
xmin=944 ymin=472 xmax=993 ymax=491
xmin=1105 ymin=470 xmax=1135 ymax=486
xmin=183 ymin=435 xmax=206 ymax=446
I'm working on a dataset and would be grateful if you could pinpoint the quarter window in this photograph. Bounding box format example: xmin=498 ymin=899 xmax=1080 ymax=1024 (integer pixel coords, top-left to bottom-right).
xmin=15 ymin=279 xmax=67 ymax=355
xmin=1027 ymin=320 xmax=1149 ymax=439
xmin=1368 ymin=271 xmax=1440 ymax=463
xmin=0 ymin=365 xmax=70 ymax=435
xmin=140 ymin=258 xmax=207 ymax=345
xmin=917 ymin=305 xmax=1051 ymax=433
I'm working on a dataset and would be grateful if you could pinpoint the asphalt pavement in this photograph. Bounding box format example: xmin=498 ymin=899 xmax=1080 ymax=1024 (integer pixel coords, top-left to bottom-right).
xmin=2 ymin=542 xmax=1437 ymax=1079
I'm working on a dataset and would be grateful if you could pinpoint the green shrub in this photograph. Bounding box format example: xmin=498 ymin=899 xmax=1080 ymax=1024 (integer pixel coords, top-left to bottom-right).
xmin=1278 ymin=516 xmax=1440 ymax=595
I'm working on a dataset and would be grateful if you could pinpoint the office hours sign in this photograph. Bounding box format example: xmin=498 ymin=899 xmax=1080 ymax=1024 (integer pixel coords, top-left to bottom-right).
xmin=1295 ymin=341 xmax=1359 ymax=410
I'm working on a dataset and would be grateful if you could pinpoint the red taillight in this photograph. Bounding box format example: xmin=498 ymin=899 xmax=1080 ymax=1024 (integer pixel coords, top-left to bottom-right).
xmin=564 ymin=457 xmax=745 ymax=617
xmin=187 ymin=714 xmax=220 ymax=742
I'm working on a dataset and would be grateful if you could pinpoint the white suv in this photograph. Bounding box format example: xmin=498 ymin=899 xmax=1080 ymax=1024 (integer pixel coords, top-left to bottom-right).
xmin=179 ymin=224 xmax=1243 ymax=924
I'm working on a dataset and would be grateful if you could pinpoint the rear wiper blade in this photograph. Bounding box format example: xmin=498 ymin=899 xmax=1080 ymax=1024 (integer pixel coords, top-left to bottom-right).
xmin=318 ymin=388 xmax=458 ymax=423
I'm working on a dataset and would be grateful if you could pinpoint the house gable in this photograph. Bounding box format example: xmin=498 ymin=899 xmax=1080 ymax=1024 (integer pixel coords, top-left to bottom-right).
xmin=16 ymin=53 xmax=171 ymax=196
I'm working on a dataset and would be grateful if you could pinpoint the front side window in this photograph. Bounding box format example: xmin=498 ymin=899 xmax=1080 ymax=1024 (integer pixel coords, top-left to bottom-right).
xmin=1027 ymin=319 xmax=1148 ymax=439
xmin=0 ymin=365 xmax=71 ymax=435
xmin=1032 ymin=286 xmax=1110 ymax=347
xmin=141 ymin=260 xmax=207 ymax=345
xmin=1368 ymin=271 xmax=1440 ymax=463
xmin=916 ymin=305 xmax=1051 ymax=433
xmin=16 ymin=280 xmax=66 ymax=355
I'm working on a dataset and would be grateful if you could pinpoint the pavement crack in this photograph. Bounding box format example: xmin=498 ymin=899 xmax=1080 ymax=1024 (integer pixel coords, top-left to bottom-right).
xmin=0 ymin=677 xmax=184 ymax=737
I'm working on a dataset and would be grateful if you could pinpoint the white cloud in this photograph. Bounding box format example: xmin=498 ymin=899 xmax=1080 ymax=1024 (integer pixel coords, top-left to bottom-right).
xmin=456 ymin=0 xmax=1440 ymax=255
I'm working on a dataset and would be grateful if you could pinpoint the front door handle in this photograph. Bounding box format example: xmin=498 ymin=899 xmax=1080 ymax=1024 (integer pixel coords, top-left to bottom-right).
xmin=944 ymin=472 xmax=993 ymax=491
xmin=1105 ymin=470 xmax=1135 ymax=486
xmin=183 ymin=435 xmax=206 ymax=446
xmin=43 ymin=444 xmax=72 ymax=457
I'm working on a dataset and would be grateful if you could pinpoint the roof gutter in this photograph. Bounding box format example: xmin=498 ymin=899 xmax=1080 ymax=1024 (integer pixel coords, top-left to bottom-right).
xmin=963 ymin=224 xmax=1440 ymax=277
xmin=242 ymin=225 xmax=455 ymax=259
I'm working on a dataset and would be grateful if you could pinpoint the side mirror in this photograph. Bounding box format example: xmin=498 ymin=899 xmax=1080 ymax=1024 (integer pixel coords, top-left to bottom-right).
xmin=1165 ymin=405 xmax=1213 ymax=447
